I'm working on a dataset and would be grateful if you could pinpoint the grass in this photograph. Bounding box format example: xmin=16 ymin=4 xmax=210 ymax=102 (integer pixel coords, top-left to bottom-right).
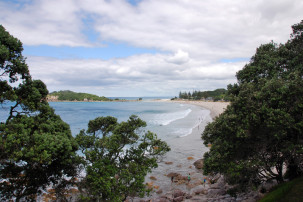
xmin=259 ymin=176 xmax=303 ymax=202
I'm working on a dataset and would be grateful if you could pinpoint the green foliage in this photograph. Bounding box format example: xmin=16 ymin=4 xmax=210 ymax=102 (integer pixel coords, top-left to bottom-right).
xmin=179 ymin=88 xmax=229 ymax=101
xmin=259 ymin=177 xmax=303 ymax=202
xmin=76 ymin=115 xmax=170 ymax=201
xmin=0 ymin=25 xmax=79 ymax=201
xmin=49 ymin=90 xmax=111 ymax=101
xmin=202 ymin=20 xmax=303 ymax=190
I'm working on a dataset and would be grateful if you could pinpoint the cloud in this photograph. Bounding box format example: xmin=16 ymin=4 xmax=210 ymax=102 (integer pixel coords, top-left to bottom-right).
xmin=0 ymin=0 xmax=90 ymax=47
xmin=166 ymin=50 xmax=190 ymax=65
xmin=1 ymin=0 xmax=303 ymax=96
xmin=27 ymin=53 xmax=243 ymax=96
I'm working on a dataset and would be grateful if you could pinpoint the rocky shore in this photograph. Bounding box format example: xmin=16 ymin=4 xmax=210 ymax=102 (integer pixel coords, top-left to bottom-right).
xmin=128 ymin=101 xmax=264 ymax=202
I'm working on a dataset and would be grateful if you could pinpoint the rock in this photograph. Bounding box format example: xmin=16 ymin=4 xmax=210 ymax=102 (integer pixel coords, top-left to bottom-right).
xmin=150 ymin=176 xmax=157 ymax=180
xmin=156 ymin=189 xmax=163 ymax=194
xmin=154 ymin=185 xmax=160 ymax=189
xmin=173 ymin=196 xmax=184 ymax=202
xmin=190 ymin=185 xmax=206 ymax=195
xmin=260 ymin=179 xmax=278 ymax=192
xmin=186 ymin=195 xmax=193 ymax=199
xmin=193 ymin=159 xmax=204 ymax=169
xmin=175 ymin=175 xmax=187 ymax=181
xmin=146 ymin=182 xmax=154 ymax=190
xmin=211 ymin=176 xmax=225 ymax=188
xmin=173 ymin=189 xmax=185 ymax=198
xmin=154 ymin=198 xmax=170 ymax=202
xmin=201 ymin=189 xmax=208 ymax=195
xmin=167 ymin=172 xmax=180 ymax=177
xmin=208 ymin=173 xmax=221 ymax=184
xmin=207 ymin=188 xmax=226 ymax=197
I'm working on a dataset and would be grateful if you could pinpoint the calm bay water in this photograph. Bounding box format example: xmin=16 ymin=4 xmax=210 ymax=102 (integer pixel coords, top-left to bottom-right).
xmin=48 ymin=101 xmax=209 ymax=141
xmin=1 ymin=100 xmax=212 ymax=197
xmin=1 ymin=101 xmax=210 ymax=141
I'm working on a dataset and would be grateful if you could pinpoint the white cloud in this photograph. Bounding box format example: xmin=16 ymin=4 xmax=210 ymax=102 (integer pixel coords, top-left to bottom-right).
xmin=0 ymin=0 xmax=90 ymax=46
xmin=166 ymin=50 xmax=190 ymax=65
xmin=1 ymin=0 xmax=303 ymax=96
xmin=27 ymin=53 xmax=243 ymax=96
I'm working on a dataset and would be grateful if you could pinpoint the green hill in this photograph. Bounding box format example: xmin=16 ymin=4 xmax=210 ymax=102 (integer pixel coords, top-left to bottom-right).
xmin=48 ymin=90 xmax=111 ymax=101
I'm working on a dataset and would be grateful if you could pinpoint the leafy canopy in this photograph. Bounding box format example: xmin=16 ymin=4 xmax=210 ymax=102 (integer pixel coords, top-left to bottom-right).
xmin=202 ymin=20 xmax=303 ymax=190
xmin=0 ymin=25 xmax=79 ymax=201
xmin=76 ymin=115 xmax=170 ymax=201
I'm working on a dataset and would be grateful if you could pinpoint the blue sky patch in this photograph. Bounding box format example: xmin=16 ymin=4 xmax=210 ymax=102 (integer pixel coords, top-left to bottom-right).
xmin=23 ymin=43 xmax=160 ymax=60
xmin=126 ymin=0 xmax=142 ymax=6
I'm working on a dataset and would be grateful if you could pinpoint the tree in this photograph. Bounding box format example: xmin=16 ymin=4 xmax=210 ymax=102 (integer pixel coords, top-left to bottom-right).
xmin=0 ymin=25 xmax=79 ymax=201
xmin=76 ymin=115 xmax=170 ymax=201
xmin=202 ymin=20 xmax=303 ymax=191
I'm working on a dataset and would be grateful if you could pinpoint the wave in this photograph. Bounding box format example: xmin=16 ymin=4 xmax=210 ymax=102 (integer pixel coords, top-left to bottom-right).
xmin=177 ymin=128 xmax=193 ymax=138
xmin=150 ymin=108 xmax=192 ymax=126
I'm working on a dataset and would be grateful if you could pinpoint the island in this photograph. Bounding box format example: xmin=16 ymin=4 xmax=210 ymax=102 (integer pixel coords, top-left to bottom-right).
xmin=47 ymin=90 xmax=112 ymax=102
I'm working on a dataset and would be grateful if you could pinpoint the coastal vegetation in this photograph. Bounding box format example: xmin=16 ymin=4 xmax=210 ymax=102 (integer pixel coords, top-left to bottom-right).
xmin=178 ymin=88 xmax=229 ymax=101
xmin=259 ymin=176 xmax=303 ymax=202
xmin=76 ymin=115 xmax=170 ymax=201
xmin=202 ymin=20 xmax=303 ymax=194
xmin=48 ymin=90 xmax=111 ymax=101
xmin=0 ymin=25 xmax=79 ymax=201
xmin=0 ymin=25 xmax=169 ymax=201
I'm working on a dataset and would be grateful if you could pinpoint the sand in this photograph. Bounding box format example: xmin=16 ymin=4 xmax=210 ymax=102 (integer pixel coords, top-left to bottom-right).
xmin=135 ymin=100 xmax=230 ymax=201
xmin=171 ymin=100 xmax=229 ymax=119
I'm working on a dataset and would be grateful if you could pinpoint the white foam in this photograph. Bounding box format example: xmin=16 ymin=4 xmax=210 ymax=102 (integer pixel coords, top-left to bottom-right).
xmin=150 ymin=108 xmax=192 ymax=126
xmin=178 ymin=128 xmax=193 ymax=137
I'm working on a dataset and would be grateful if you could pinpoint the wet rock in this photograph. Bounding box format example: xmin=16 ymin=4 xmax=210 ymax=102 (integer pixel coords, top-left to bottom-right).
xmin=193 ymin=159 xmax=204 ymax=169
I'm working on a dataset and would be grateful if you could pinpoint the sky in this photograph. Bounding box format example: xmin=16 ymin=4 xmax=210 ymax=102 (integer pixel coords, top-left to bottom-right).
xmin=1 ymin=0 xmax=303 ymax=97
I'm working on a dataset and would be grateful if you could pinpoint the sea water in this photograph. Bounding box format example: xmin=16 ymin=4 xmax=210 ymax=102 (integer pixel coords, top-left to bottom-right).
xmin=1 ymin=100 xmax=212 ymax=197
xmin=0 ymin=100 xmax=210 ymax=140
xmin=47 ymin=101 xmax=210 ymax=141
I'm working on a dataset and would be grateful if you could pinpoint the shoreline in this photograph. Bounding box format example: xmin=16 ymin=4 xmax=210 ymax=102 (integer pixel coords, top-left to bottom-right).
xmin=135 ymin=100 xmax=230 ymax=201
xmin=169 ymin=100 xmax=229 ymax=119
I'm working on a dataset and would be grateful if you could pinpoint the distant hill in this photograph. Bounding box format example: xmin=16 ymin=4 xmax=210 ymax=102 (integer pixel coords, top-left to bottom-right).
xmin=178 ymin=88 xmax=229 ymax=101
xmin=48 ymin=90 xmax=111 ymax=101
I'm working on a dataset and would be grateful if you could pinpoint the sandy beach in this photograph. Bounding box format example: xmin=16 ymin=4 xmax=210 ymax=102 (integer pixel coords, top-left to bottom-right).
xmin=171 ymin=100 xmax=230 ymax=119
xmin=134 ymin=100 xmax=230 ymax=201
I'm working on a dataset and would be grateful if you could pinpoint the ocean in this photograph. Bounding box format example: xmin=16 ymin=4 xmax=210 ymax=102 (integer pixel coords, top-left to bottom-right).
xmin=1 ymin=100 xmax=212 ymax=197
xmin=49 ymin=100 xmax=212 ymax=198
xmin=48 ymin=101 xmax=210 ymax=141
xmin=0 ymin=100 xmax=210 ymax=140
